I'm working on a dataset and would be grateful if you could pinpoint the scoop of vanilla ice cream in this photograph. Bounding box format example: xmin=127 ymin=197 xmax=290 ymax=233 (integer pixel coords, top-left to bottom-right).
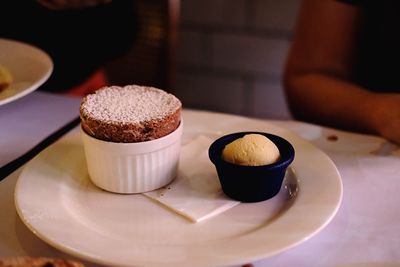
xmin=222 ymin=134 xmax=280 ymax=166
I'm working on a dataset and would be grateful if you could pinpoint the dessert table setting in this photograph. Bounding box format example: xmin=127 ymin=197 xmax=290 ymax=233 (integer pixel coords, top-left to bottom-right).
xmin=1 ymin=37 xmax=400 ymax=267
xmin=1 ymin=90 xmax=400 ymax=267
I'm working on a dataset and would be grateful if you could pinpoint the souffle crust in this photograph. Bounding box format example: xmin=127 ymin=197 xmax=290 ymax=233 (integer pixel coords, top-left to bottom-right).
xmin=80 ymin=85 xmax=182 ymax=142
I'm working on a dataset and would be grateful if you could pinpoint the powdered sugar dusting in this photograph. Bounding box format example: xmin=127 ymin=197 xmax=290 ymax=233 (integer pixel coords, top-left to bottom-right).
xmin=81 ymin=85 xmax=181 ymax=123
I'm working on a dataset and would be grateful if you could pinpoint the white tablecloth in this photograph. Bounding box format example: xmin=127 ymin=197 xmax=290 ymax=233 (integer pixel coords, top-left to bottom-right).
xmin=1 ymin=92 xmax=399 ymax=267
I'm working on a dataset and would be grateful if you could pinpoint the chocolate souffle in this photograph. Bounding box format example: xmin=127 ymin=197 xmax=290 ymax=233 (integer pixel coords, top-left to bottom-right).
xmin=80 ymin=85 xmax=182 ymax=143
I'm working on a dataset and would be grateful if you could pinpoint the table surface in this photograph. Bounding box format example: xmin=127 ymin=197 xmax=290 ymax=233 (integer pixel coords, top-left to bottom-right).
xmin=1 ymin=92 xmax=400 ymax=267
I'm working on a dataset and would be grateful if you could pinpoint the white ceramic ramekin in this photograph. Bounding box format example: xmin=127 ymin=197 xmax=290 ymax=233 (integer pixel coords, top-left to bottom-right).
xmin=81 ymin=122 xmax=183 ymax=194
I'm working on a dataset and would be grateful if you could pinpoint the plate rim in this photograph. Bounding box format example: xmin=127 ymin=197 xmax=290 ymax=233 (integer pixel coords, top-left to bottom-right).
xmin=0 ymin=38 xmax=53 ymax=106
xmin=14 ymin=120 xmax=343 ymax=267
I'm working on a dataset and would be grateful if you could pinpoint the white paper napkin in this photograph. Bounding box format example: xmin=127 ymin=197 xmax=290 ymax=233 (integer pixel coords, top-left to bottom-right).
xmin=144 ymin=135 xmax=240 ymax=223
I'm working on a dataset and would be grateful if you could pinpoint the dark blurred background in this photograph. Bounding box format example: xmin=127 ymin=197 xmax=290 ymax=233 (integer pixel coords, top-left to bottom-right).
xmin=106 ymin=0 xmax=300 ymax=120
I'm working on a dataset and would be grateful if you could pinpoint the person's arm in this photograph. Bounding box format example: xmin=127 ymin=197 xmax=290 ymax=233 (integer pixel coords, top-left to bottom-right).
xmin=284 ymin=0 xmax=400 ymax=143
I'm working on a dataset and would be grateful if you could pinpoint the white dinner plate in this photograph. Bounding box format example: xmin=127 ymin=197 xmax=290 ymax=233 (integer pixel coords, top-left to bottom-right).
xmin=15 ymin=111 xmax=342 ymax=267
xmin=0 ymin=38 xmax=53 ymax=106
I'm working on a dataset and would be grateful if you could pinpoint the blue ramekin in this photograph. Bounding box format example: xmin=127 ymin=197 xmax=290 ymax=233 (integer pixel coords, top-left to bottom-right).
xmin=209 ymin=132 xmax=295 ymax=203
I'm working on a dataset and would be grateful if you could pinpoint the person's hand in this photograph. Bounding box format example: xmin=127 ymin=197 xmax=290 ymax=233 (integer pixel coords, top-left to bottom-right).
xmin=371 ymin=94 xmax=400 ymax=144
xmin=36 ymin=0 xmax=112 ymax=10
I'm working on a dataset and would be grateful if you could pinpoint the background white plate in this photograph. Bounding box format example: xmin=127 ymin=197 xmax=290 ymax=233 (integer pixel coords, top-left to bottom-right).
xmin=15 ymin=113 xmax=342 ymax=267
xmin=0 ymin=38 xmax=53 ymax=106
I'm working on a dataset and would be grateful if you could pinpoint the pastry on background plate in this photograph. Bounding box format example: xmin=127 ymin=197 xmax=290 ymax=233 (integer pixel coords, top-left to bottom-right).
xmin=0 ymin=64 xmax=12 ymax=92
xmin=0 ymin=257 xmax=84 ymax=267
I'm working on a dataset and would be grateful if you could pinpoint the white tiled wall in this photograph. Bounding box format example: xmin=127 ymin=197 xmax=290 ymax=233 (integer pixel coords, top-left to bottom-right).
xmin=173 ymin=0 xmax=301 ymax=120
xmin=176 ymin=72 xmax=245 ymax=114
xmin=253 ymin=0 xmax=301 ymax=32
xmin=212 ymin=34 xmax=290 ymax=75
xmin=181 ymin=0 xmax=246 ymax=27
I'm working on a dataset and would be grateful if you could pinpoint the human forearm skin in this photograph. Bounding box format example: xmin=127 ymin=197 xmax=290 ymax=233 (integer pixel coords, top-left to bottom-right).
xmin=284 ymin=72 xmax=400 ymax=142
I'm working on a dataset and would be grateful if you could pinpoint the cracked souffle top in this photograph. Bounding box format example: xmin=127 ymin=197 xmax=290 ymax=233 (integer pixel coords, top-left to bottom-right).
xmin=80 ymin=85 xmax=182 ymax=142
